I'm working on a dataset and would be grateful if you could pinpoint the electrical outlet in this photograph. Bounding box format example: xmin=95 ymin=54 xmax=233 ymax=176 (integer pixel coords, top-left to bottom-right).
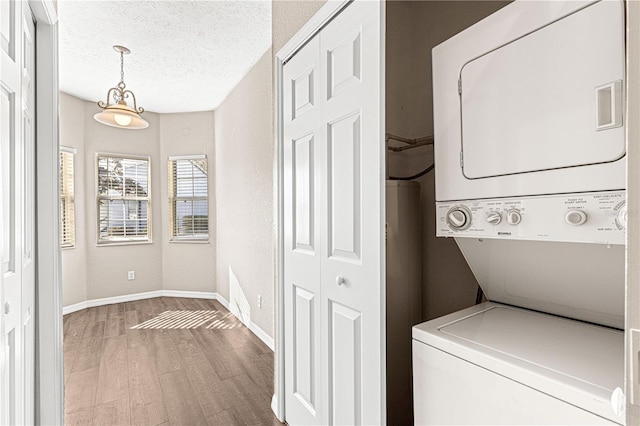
xmin=128 ymin=271 xmax=135 ymax=280
xmin=257 ymin=295 xmax=262 ymax=309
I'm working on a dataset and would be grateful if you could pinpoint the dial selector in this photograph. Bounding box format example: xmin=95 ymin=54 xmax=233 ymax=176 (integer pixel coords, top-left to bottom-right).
xmin=486 ymin=211 xmax=502 ymax=225
xmin=506 ymin=209 xmax=522 ymax=225
xmin=617 ymin=203 xmax=627 ymax=229
xmin=446 ymin=206 xmax=472 ymax=231
xmin=565 ymin=210 xmax=587 ymax=226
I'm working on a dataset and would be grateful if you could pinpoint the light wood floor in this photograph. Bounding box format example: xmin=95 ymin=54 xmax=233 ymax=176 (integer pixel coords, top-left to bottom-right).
xmin=63 ymin=297 xmax=281 ymax=426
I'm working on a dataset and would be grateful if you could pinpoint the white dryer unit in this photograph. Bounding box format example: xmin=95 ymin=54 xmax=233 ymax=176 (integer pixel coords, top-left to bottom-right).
xmin=432 ymin=0 xmax=625 ymax=202
xmin=415 ymin=0 xmax=627 ymax=424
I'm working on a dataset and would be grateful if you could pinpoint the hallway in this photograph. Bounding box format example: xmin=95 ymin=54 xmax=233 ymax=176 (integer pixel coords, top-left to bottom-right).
xmin=63 ymin=297 xmax=280 ymax=425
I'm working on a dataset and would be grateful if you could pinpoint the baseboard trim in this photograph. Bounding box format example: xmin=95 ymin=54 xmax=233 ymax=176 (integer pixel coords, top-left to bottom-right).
xmin=271 ymin=394 xmax=284 ymax=421
xmin=213 ymin=294 xmax=275 ymax=351
xmin=63 ymin=290 xmax=275 ymax=351
xmin=249 ymin=321 xmax=275 ymax=351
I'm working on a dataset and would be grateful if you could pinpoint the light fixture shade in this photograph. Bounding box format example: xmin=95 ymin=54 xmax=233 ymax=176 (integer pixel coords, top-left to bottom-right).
xmin=95 ymin=45 xmax=148 ymax=130
xmin=94 ymin=102 xmax=149 ymax=129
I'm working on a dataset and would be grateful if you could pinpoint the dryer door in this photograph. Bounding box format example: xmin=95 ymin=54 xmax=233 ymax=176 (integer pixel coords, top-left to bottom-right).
xmin=460 ymin=0 xmax=624 ymax=180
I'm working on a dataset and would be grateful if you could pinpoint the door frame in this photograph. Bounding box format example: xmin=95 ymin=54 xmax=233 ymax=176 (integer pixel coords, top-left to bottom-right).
xmin=275 ymin=0 xmax=377 ymax=421
xmin=626 ymin=0 xmax=640 ymax=422
xmin=28 ymin=1 xmax=62 ymax=424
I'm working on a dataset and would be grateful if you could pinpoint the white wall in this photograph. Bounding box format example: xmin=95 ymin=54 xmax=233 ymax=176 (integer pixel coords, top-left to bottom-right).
xmin=60 ymin=93 xmax=217 ymax=307
xmin=215 ymin=49 xmax=275 ymax=337
xmin=385 ymin=1 xmax=509 ymax=321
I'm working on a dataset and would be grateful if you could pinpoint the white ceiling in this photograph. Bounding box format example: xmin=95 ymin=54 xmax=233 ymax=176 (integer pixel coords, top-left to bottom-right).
xmin=58 ymin=0 xmax=271 ymax=114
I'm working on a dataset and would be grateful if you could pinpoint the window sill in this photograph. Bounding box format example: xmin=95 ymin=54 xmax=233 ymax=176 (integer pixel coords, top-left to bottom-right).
xmin=169 ymin=239 xmax=209 ymax=244
xmin=96 ymin=240 xmax=153 ymax=247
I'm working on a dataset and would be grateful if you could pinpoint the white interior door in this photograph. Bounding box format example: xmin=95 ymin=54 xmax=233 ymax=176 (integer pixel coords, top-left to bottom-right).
xmin=0 ymin=1 xmax=35 ymax=424
xmin=283 ymin=1 xmax=385 ymax=424
xmin=283 ymin=33 xmax=323 ymax=425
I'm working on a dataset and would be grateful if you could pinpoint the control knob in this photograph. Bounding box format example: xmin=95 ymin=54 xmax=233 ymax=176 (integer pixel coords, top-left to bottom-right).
xmin=506 ymin=209 xmax=522 ymax=225
xmin=446 ymin=206 xmax=472 ymax=231
xmin=617 ymin=203 xmax=627 ymax=229
xmin=486 ymin=211 xmax=502 ymax=225
xmin=565 ymin=210 xmax=587 ymax=226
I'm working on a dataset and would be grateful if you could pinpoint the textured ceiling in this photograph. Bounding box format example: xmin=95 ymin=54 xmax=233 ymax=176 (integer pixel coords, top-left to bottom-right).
xmin=58 ymin=0 xmax=271 ymax=113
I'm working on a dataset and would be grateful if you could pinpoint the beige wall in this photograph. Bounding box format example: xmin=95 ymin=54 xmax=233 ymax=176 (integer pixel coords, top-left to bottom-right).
xmin=60 ymin=93 xmax=87 ymax=306
xmin=60 ymin=93 xmax=216 ymax=306
xmin=159 ymin=112 xmax=216 ymax=293
xmin=272 ymin=0 xmax=326 ymax=55
xmin=83 ymin=98 xmax=164 ymax=301
xmin=214 ymin=49 xmax=275 ymax=336
xmin=386 ymin=1 xmax=509 ymax=321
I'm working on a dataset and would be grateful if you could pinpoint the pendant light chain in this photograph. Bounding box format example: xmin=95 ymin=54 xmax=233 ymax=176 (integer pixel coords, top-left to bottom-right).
xmin=118 ymin=50 xmax=126 ymax=90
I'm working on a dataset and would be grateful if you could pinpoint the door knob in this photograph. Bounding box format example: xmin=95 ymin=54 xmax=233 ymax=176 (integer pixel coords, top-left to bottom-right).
xmin=4 ymin=302 xmax=10 ymax=314
xmin=336 ymin=276 xmax=345 ymax=286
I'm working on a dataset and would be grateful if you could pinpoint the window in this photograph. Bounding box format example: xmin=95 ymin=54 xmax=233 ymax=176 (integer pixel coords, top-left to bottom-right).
xmin=60 ymin=147 xmax=76 ymax=248
xmin=169 ymin=155 xmax=208 ymax=241
xmin=97 ymin=154 xmax=150 ymax=244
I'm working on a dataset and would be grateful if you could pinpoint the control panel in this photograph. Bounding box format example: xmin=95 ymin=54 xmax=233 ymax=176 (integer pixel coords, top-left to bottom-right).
xmin=436 ymin=191 xmax=626 ymax=245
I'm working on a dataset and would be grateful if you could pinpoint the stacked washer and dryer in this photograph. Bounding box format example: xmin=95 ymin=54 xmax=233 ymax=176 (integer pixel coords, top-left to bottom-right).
xmin=413 ymin=0 xmax=627 ymax=424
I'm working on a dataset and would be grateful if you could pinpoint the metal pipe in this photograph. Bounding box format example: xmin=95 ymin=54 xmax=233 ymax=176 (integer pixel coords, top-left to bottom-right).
xmin=388 ymin=139 xmax=433 ymax=152
xmin=386 ymin=133 xmax=434 ymax=151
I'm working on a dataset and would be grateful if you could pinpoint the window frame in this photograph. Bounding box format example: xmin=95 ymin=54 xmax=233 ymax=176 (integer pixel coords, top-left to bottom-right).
xmin=168 ymin=154 xmax=209 ymax=243
xmin=96 ymin=152 xmax=152 ymax=246
xmin=60 ymin=146 xmax=76 ymax=248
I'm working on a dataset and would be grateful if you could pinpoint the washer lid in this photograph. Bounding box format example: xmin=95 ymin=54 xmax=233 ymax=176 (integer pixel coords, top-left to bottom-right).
xmin=413 ymin=302 xmax=624 ymax=423
xmin=460 ymin=0 xmax=624 ymax=179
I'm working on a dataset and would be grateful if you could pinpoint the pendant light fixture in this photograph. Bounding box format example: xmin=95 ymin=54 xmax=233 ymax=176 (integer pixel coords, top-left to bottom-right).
xmin=94 ymin=45 xmax=149 ymax=130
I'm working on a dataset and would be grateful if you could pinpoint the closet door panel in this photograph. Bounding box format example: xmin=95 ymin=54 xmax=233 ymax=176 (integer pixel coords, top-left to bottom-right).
xmin=283 ymin=34 xmax=323 ymax=426
xmin=319 ymin=1 xmax=385 ymax=425
xmin=327 ymin=112 xmax=361 ymax=261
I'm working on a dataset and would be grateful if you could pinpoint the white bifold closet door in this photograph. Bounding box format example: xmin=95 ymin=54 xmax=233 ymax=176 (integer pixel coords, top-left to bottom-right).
xmin=0 ymin=1 xmax=36 ymax=424
xmin=283 ymin=1 xmax=385 ymax=425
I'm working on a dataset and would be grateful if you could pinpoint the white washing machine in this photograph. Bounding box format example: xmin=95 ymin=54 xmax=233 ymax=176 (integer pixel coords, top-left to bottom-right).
xmin=413 ymin=302 xmax=624 ymax=425
xmin=414 ymin=0 xmax=627 ymax=424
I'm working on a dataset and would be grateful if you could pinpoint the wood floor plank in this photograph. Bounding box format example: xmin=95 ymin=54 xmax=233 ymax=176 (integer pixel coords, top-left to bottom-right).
xmin=191 ymin=328 xmax=246 ymax=380
xmin=65 ymin=367 xmax=99 ymax=414
xmin=93 ymin=397 xmax=131 ymax=426
xmin=64 ymin=350 xmax=78 ymax=384
xmin=64 ymin=408 xmax=94 ymax=426
xmin=171 ymin=329 xmax=221 ymax=385
xmin=260 ymin=352 xmax=274 ymax=374
xmin=71 ymin=321 xmax=105 ymax=373
xmin=149 ymin=330 xmax=183 ymax=375
xmin=63 ymin=311 xmax=87 ymax=353
xmin=128 ymin=344 xmax=167 ymax=425
xmin=206 ymin=409 xmax=244 ymax=426
xmin=85 ymin=305 xmax=108 ymax=323
xmin=231 ymin=345 xmax=274 ymax=396
xmin=171 ymin=329 xmax=229 ymax=417
xmin=63 ymin=297 xmax=283 ymax=426
xmin=158 ymin=370 xmax=207 ymax=425
xmin=125 ymin=310 xmax=150 ymax=348
xmin=95 ymin=334 xmax=129 ymax=405
xmin=224 ymin=374 xmax=275 ymax=425
xmin=104 ymin=314 xmax=125 ymax=338
xmin=107 ymin=302 xmax=125 ymax=317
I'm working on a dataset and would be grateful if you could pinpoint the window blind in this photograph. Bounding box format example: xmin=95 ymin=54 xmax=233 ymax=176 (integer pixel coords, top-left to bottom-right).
xmin=169 ymin=156 xmax=208 ymax=241
xmin=97 ymin=154 xmax=151 ymax=243
xmin=60 ymin=149 xmax=75 ymax=248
